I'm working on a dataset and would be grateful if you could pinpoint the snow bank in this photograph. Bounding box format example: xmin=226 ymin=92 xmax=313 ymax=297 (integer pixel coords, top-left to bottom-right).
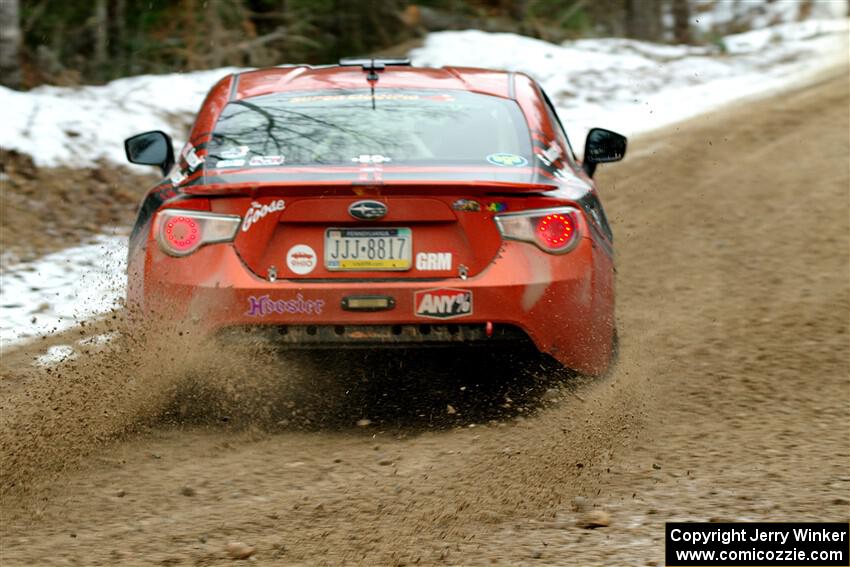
xmin=690 ymin=0 xmax=847 ymax=37
xmin=0 ymin=234 xmax=126 ymax=346
xmin=410 ymin=18 xmax=848 ymax=155
xmin=0 ymin=68 xmax=239 ymax=168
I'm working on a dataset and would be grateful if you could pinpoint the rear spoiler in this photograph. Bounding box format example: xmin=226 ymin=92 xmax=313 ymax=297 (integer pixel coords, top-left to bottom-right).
xmin=183 ymin=179 xmax=559 ymax=197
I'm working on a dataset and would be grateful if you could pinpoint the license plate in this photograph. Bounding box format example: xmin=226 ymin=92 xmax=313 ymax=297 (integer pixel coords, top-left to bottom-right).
xmin=324 ymin=228 xmax=412 ymax=271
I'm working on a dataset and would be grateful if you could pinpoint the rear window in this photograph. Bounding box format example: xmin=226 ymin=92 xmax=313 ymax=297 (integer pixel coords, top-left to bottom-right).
xmin=207 ymin=89 xmax=532 ymax=168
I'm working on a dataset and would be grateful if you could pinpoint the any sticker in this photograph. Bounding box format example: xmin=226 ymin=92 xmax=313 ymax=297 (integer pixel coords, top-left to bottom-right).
xmin=486 ymin=202 xmax=507 ymax=213
xmin=249 ymin=155 xmax=284 ymax=167
xmin=486 ymin=153 xmax=528 ymax=167
xmin=414 ymin=288 xmax=473 ymax=319
xmin=216 ymin=159 xmax=245 ymax=168
xmin=286 ymin=244 xmax=317 ymax=275
xmin=416 ymin=252 xmax=452 ymax=271
xmin=242 ymin=200 xmax=285 ymax=232
xmin=245 ymin=294 xmax=325 ymax=317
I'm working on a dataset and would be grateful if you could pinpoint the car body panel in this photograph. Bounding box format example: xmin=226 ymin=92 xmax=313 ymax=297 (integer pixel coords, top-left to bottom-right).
xmin=127 ymin=62 xmax=619 ymax=375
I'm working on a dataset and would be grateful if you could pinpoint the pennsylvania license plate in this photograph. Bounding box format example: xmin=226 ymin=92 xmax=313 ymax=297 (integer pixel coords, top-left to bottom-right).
xmin=324 ymin=228 xmax=412 ymax=271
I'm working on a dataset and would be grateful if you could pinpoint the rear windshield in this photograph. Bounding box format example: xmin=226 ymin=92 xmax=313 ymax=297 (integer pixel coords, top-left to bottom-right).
xmin=207 ymin=89 xmax=532 ymax=169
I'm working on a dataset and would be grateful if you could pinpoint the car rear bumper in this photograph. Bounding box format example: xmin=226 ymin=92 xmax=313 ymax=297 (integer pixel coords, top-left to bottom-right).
xmin=218 ymin=323 xmax=536 ymax=349
xmin=129 ymin=237 xmax=615 ymax=375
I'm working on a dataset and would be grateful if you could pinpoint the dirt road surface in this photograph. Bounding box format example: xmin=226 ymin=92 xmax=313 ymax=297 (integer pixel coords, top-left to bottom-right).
xmin=1 ymin=69 xmax=848 ymax=566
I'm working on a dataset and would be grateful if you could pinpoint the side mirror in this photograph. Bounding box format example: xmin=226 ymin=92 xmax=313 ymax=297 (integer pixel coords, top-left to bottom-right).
xmin=582 ymin=128 xmax=627 ymax=177
xmin=124 ymin=131 xmax=175 ymax=175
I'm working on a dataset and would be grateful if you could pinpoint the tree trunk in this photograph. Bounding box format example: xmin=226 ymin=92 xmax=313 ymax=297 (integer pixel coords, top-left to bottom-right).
xmin=93 ymin=0 xmax=109 ymax=77
xmin=672 ymin=0 xmax=691 ymax=44
xmin=207 ymin=1 xmax=225 ymax=67
xmin=183 ymin=0 xmax=200 ymax=70
xmin=0 ymin=0 xmax=22 ymax=89
xmin=113 ymin=0 xmax=127 ymax=75
xmin=625 ymin=0 xmax=662 ymax=41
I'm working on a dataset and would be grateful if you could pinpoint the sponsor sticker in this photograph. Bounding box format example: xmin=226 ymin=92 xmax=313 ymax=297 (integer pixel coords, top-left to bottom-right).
xmin=286 ymin=93 xmax=455 ymax=104
xmin=415 ymin=252 xmax=452 ymax=271
xmin=245 ymin=294 xmax=325 ymax=317
xmin=351 ymin=154 xmax=392 ymax=164
xmin=184 ymin=147 xmax=204 ymax=170
xmin=536 ymin=141 xmax=561 ymax=166
xmin=216 ymin=158 xmax=245 ymax=168
xmin=249 ymin=155 xmax=285 ymax=167
xmin=220 ymin=146 xmax=250 ymax=159
xmin=414 ymin=288 xmax=473 ymax=319
xmin=486 ymin=153 xmax=528 ymax=167
xmin=169 ymin=170 xmax=187 ymax=186
xmin=242 ymin=199 xmax=285 ymax=232
xmin=286 ymin=244 xmax=317 ymax=275
xmin=452 ymin=199 xmax=481 ymax=212
xmin=289 ymin=93 xmax=420 ymax=104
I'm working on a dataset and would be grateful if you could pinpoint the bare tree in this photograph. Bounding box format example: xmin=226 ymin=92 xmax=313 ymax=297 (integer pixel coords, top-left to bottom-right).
xmin=672 ymin=0 xmax=691 ymax=44
xmin=0 ymin=0 xmax=22 ymax=88
xmin=207 ymin=1 xmax=226 ymax=68
xmin=625 ymin=0 xmax=663 ymax=41
xmin=113 ymin=0 xmax=127 ymax=75
xmin=93 ymin=0 xmax=109 ymax=75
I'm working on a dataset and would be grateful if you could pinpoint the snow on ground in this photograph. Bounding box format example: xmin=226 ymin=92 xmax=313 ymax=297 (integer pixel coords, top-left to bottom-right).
xmin=1 ymin=17 xmax=848 ymax=350
xmin=410 ymin=18 xmax=848 ymax=156
xmin=0 ymin=68 xmax=239 ymax=168
xmin=0 ymin=233 xmax=126 ymax=346
xmin=689 ymin=0 xmax=847 ymax=37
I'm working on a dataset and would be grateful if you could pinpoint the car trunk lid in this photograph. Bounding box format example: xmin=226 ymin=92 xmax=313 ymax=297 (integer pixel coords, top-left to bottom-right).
xmin=200 ymin=182 xmax=550 ymax=281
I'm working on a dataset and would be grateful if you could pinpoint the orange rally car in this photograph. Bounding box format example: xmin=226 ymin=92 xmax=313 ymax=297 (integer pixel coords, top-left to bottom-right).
xmin=124 ymin=58 xmax=626 ymax=376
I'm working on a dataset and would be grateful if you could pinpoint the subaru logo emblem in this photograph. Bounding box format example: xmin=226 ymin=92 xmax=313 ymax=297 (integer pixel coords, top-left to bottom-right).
xmin=349 ymin=200 xmax=387 ymax=220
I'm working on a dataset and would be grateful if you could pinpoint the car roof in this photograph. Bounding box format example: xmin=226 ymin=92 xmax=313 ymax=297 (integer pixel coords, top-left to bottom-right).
xmin=233 ymin=63 xmax=516 ymax=101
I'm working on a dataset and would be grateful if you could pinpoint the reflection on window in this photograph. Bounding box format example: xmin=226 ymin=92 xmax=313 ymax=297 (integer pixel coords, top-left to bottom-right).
xmin=208 ymin=89 xmax=532 ymax=167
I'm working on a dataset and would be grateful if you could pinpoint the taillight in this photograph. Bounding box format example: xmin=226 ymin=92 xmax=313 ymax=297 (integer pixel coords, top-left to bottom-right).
xmin=164 ymin=216 xmax=200 ymax=252
xmin=154 ymin=210 xmax=241 ymax=257
xmin=494 ymin=207 xmax=581 ymax=254
xmin=536 ymin=214 xmax=575 ymax=250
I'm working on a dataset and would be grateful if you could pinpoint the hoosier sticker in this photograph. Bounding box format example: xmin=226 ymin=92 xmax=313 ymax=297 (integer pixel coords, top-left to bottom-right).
xmin=414 ymin=288 xmax=473 ymax=319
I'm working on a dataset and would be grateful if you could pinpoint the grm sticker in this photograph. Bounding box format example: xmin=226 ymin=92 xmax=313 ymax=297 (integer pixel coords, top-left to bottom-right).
xmin=415 ymin=252 xmax=452 ymax=271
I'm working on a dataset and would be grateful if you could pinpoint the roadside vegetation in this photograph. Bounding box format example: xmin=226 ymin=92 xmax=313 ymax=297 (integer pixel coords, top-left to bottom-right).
xmin=1 ymin=0 xmax=746 ymax=88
